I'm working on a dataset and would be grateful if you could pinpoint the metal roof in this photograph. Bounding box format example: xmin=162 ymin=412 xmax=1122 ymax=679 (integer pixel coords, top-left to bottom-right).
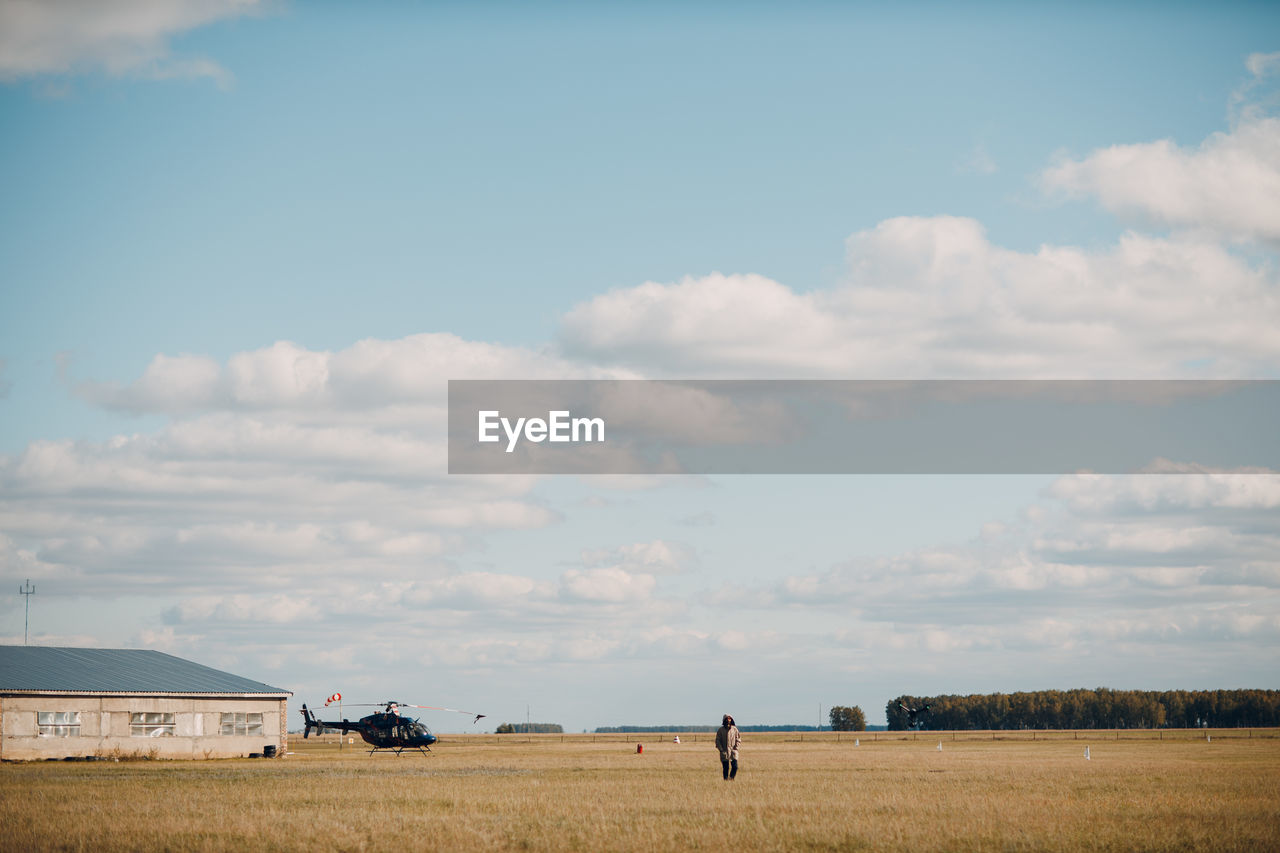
xmin=0 ymin=646 xmax=290 ymax=695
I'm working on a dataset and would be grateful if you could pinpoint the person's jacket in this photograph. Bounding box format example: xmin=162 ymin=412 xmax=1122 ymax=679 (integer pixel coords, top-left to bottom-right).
xmin=715 ymin=724 xmax=741 ymax=760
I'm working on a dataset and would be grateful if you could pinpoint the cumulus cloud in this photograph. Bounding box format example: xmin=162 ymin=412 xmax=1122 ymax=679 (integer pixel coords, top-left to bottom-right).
xmin=581 ymin=539 xmax=695 ymax=575
xmin=78 ymin=333 xmax=617 ymax=415
xmin=0 ymin=419 xmax=551 ymax=600
xmin=561 ymin=272 xmax=835 ymax=376
xmin=15 ymin=323 xmax=1279 ymax=682
xmin=561 ymin=566 xmax=657 ymax=603
xmin=1039 ymin=54 xmax=1280 ymax=246
xmin=0 ymin=331 xmax=665 ymax=666
xmin=1047 ymin=468 xmax=1280 ymax=514
xmin=1042 ymin=117 xmax=1280 ymax=245
xmin=0 ymin=0 xmax=263 ymax=85
xmin=561 ymin=217 xmax=1280 ymax=378
xmin=714 ymin=465 xmax=1280 ymax=662
xmin=169 ymin=593 xmax=322 ymax=625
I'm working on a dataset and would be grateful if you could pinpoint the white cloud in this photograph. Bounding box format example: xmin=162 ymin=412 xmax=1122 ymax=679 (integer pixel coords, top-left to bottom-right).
xmin=0 ymin=422 xmax=550 ymax=599
xmin=226 ymin=341 xmax=331 ymax=408
xmin=768 ymin=466 xmax=1280 ymax=637
xmin=1042 ymin=117 xmax=1280 ymax=244
xmin=1 ymin=333 xmax=640 ymax=636
xmin=0 ymin=0 xmax=262 ymax=84
xmin=80 ymin=333 xmax=618 ymax=415
xmin=560 ymin=566 xmax=656 ymax=603
xmin=1040 ymin=54 xmax=1280 ymax=245
xmin=698 ymin=465 xmax=1280 ymax=664
xmin=1245 ymin=51 xmax=1280 ymax=79
xmin=1233 ymin=52 xmax=1280 ymax=125
xmin=399 ymin=571 xmax=552 ymax=610
xmin=581 ymin=539 xmax=695 ymax=575
xmin=561 ymin=272 xmax=837 ymax=376
xmin=1047 ymin=469 xmax=1280 ymax=513
xmin=172 ymin=593 xmax=322 ymax=625
xmin=561 ymin=217 xmax=1280 ymax=378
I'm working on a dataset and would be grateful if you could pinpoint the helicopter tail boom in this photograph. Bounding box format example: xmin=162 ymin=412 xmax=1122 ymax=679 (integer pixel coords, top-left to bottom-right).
xmin=300 ymin=703 xmax=354 ymax=739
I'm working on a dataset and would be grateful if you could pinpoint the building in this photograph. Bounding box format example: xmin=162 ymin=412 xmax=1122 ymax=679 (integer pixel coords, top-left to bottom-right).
xmin=0 ymin=646 xmax=291 ymax=760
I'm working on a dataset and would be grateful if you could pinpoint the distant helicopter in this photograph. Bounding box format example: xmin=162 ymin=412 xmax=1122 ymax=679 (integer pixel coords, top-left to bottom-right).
xmin=301 ymin=700 xmax=485 ymax=755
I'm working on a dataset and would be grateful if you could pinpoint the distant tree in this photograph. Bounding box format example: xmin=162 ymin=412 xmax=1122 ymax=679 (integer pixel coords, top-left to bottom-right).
xmin=829 ymin=706 xmax=866 ymax=731
xmin=885 ymin=689 xmax=1279 ymax=730
xmin=496 ymin=722 xmax=563 ymax=733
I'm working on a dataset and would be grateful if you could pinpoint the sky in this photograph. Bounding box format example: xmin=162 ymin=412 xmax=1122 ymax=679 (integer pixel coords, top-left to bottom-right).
xmin=1 ymin=1 xmax=1278 ymax=732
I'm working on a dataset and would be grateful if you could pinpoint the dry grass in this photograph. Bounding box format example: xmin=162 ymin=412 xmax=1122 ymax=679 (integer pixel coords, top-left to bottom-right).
xmin=3 ymin=732 xmax=1278 ymax=851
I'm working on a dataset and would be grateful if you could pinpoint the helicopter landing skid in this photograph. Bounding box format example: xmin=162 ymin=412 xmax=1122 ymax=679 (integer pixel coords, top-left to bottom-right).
xmin=368 ymin=744 xmax=432 ymax=756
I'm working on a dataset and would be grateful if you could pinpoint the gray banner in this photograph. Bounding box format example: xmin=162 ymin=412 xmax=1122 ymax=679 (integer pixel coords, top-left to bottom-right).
xmin=447 ymin=380 xmax=1278 ymax=474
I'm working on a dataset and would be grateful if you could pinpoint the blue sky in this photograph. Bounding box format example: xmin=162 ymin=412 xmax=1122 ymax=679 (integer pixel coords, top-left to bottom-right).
xmin=2 ymin=2 xmax=1278 ymax=731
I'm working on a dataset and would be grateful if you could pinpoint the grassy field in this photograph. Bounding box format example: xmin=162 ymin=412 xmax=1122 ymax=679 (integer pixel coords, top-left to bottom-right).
xmin=3 ymin=731 xmax=1278 ymax=851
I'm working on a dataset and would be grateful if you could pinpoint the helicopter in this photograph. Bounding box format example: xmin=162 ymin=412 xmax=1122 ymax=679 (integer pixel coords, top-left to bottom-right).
xmin=300 ymin=700 xmax=485 ymax=755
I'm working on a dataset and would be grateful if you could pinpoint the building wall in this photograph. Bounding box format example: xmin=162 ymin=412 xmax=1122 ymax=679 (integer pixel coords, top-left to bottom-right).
xmin=0 ymin=694 xmax=288 ymax=760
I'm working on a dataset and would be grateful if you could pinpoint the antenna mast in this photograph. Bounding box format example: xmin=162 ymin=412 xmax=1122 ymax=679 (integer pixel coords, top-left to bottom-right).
xmin=19 ymin=579 xmax=35 ymax=644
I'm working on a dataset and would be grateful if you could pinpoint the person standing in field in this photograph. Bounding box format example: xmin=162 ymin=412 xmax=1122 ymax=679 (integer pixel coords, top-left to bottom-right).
xmin=715 ymin=714 xmax=741 ymax=781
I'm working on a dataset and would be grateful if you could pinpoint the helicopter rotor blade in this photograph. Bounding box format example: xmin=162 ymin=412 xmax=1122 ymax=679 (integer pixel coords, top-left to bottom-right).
xmin=335 ymin=701 xmax=487 ymax=724
xmin=398 ymin=703 xmax=487 ymax=724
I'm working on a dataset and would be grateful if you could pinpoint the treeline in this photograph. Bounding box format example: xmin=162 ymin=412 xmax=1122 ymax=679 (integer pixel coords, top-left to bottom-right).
xmin=887 ymin=689 xmax=1280 ymax=731
xmin=495 ymin=723 xmax=564 ymax=733
xmin=595 ymin=724 xmax=827 ymax=733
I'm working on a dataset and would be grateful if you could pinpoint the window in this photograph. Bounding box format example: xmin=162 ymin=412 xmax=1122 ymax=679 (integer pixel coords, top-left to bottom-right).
xmin=37 ymin=711 xmax=81 ymax=737
xmin=130 ymin=712 xmax=175 ymax=737
xmin=220 ymin=712 xmax=263 ymax=736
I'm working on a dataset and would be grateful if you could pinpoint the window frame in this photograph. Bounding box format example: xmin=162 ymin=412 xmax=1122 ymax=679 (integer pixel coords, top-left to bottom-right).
xmin=130 ymin=711 xmax=176 ymax=737
xmin=37 ymin=710 xmax=81 ymax=737
xmin=219 ymin=712 xmax=264 ymax=736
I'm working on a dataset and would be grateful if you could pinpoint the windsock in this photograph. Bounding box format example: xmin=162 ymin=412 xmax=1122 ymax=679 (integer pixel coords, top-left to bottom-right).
xmin=325 ymin=692 xmax=342 ymax=707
